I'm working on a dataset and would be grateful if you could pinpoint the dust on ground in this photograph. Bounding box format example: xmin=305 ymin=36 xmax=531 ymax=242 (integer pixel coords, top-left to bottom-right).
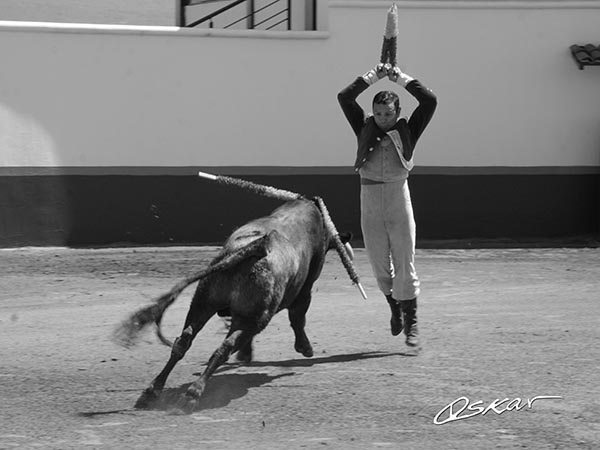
xmin=1 ymin=246 xmax=599 ymax=450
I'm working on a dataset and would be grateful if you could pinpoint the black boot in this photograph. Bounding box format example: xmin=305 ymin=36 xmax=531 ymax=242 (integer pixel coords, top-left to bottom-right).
xmin=400 ymin=298 xmax=419 ymax=347
xmin=385 ymin=294 xmax=403 ymax=336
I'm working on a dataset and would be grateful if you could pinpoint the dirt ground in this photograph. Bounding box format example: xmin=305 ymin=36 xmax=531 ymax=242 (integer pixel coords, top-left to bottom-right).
xmin=1 ymin=245 xmax=599 ymax=450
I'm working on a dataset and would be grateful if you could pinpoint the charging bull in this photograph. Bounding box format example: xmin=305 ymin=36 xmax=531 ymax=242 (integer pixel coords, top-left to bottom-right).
xmin=113 ymin=197 xmax=353 ymax=414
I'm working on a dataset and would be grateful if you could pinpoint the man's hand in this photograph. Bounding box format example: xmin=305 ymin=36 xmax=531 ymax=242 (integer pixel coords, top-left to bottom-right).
xmin=375 ymin=63 xmax=390 ymax=80
xmin=388 ymin=65 xmax=402 ymax=83
xmin=388 ymin=65 xmax=415 ymax=87
xmin=363 ymin=63 xmax=391 ymax=85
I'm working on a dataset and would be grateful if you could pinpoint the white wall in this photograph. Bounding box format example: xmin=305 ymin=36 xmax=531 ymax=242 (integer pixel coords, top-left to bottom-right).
xmin=329 ymin=1 xmax=600 ymax=168
xmin=0 ymin=0 xmax=176 ymax=26
xmin=1 ymin=1 xmax=600 ymax=172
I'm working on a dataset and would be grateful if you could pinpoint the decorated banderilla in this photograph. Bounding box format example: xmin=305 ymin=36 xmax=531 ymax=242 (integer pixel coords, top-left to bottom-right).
xmin=380 ymin=4 xmax=399 ymax=67
xmin=197 ymin=171 xmax=368 ymax=300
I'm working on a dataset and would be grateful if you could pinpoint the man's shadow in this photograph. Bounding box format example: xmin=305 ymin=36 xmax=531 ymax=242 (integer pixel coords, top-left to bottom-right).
xmin=225 ymin=350 xmax=414 ymax=369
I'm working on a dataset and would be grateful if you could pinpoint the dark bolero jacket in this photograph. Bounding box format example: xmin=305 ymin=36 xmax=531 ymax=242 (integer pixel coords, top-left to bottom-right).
xmin=337 ymin=76 xmax=437 ymax=172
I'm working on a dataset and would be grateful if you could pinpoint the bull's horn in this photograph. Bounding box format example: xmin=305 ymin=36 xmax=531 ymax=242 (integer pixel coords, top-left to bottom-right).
xmin=344 ymin=242 xmax=354 ymax=261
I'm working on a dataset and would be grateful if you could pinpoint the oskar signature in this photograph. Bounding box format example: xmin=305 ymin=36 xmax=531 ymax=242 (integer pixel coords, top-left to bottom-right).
xmin=433 ymin=395 xmax=562 ymax=425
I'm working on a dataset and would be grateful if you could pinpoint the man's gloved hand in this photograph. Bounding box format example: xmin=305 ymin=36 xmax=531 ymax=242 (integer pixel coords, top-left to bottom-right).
xmin=375 ymin=63 xmax=390 ymax=79
xmin=388 ymin=65 xmax=414 ymax=87
xmin=363 ymin=63 xmax=391 ymax=85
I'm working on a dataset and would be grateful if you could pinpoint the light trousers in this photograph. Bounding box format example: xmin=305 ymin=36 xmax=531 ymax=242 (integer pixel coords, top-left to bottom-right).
xmin=360 ymin=179 xmax=420 ymax=301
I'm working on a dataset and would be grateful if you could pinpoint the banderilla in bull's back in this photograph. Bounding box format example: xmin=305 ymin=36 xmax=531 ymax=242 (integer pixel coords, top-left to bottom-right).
xmin=197 ymin=171 xmax=367 ymax=300
xmin=113 ymin=183 xmax=365 ymax=414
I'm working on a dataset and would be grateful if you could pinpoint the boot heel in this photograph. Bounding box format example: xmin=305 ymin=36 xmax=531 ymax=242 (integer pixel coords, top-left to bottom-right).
xmin=400 ymin=298 xmax=419 ymax=347
xmin=385 ymin=295 xmax=403 ymax=336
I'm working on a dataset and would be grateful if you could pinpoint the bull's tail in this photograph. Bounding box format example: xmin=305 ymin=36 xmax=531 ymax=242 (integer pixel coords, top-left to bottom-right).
xmin=112 ymin=234 xmax=270 ymax=349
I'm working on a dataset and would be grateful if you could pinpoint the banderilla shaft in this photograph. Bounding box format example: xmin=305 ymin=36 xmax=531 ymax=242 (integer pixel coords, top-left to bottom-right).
xmin=198 ymin=171 xmax=303 ymax=202
xmin=197 ymin=171 xmax=367 ymax=299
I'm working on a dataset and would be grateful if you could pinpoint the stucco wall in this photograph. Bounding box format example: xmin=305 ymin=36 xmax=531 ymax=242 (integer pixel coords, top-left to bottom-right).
xmin=330 ymin=1 xmax=600 ymax=168
xmin=1 ymin=1 xmax=599 ymax=173
xmin=1 ymin=1 xmax=599 ymax=246
xmin=0 ymin=0 xmax=176 ymax=26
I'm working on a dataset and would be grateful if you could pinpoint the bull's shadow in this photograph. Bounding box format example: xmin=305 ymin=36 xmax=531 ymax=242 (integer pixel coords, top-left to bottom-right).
xmin=155 ymin=372 xmax=294 ymax=411
xmin=157 ymin=350 xmax=398 ymax=411
xmin=154 ymin=351 xmax=401 ymax=412
xmin=77 ymin=372 xmax=294 ymax=417
xmin=79 ymin=351 xmax=404 ymax=416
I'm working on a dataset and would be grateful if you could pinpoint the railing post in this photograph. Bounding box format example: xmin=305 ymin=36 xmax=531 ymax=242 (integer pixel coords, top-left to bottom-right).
xmin=175 ymin=0 xmax=186 ymax=27
xmin=287 ymin=0 xmax=291 ymax=30
xmin=247 ymin=0 xmax=255 ymax=29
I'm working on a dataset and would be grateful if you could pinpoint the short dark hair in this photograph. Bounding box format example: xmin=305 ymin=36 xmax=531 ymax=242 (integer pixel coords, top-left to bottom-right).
xmin=373 ymin=91 xmax=400 ymax=112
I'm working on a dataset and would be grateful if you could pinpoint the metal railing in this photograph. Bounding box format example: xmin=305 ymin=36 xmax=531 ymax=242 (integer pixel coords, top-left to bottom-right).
xmin=178 ymin=0 xmax=292 ymax=31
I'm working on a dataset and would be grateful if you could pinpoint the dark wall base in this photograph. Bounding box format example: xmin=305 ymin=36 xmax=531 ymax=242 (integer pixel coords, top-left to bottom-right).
xmin=412 ymin=174 xmax=600 ymax=241
xmin=1 ymin=173 xmax=598 ymax=247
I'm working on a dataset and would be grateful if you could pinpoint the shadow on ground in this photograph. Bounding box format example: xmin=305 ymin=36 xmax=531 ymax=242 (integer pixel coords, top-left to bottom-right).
xmin=161 ymin=372 xmax=296 ymax=411
xmin=224 ymin=350 xmax=416 ymax=369
xmin=78 ymin=351 xmax=414 ymax=417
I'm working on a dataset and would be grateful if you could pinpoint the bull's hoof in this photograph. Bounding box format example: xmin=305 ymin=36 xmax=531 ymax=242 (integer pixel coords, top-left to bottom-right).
xmin=135 ymin=388 xmax=159 ymax=410
xmin=295 ymin=342 xmax=313 ymax=358
xmin=236 ymin=345 xmax=253 ymax=363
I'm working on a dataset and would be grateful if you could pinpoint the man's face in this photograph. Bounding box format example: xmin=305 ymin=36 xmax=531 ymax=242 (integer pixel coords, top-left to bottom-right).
xmin=373 ymin=101 xmax=400 ymax=132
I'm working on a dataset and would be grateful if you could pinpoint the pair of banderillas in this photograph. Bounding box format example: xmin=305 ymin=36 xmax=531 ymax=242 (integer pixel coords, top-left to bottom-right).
xmin=197 ymin=171 xmax=367 ymax=300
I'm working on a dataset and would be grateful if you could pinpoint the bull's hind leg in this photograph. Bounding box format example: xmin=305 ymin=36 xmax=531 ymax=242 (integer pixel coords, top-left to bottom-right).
xmin=236 ymin=338 xmax=254 ymax=363
xmin=288 ymin=287 xmax=314 ymax=357
xmin=171 ymin=324 xmax=258 ymax=414
xmin=135 ymin=308 xmax=215 ymax=409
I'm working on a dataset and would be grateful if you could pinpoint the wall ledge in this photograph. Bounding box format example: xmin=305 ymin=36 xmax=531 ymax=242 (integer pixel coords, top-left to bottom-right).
xmin=0 ymin=20 xmax=329 ymax=39
xmin=330 ymin=0 xmax=600 ymax=9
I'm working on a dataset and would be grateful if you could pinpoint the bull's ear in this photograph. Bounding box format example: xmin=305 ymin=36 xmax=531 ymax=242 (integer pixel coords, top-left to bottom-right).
xmin=338 ymin=231 xmax=353 ymax=244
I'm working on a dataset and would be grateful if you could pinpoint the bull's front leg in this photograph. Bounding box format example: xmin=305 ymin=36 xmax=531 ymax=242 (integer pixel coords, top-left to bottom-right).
xmin=135 ymin=325 xmax=195 ymax=409
xmin=170 ymin=327 xmax=256 ymax=415
xmin=288 ymin=290 xmax=313 ymax=358
xmin=135 ymin=306 xmax=214 ymax=410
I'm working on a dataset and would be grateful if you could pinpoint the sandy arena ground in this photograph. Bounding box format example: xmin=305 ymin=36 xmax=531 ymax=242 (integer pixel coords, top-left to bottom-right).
xmin=1 ymin=245 xmax=599 ymax=450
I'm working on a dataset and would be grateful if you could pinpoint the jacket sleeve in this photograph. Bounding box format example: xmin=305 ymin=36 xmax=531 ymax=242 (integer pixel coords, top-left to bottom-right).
xmin=405 ymin=79 xmax=437 ymax=143
xmin=337 ymin=77 xmax=369 ymax=137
